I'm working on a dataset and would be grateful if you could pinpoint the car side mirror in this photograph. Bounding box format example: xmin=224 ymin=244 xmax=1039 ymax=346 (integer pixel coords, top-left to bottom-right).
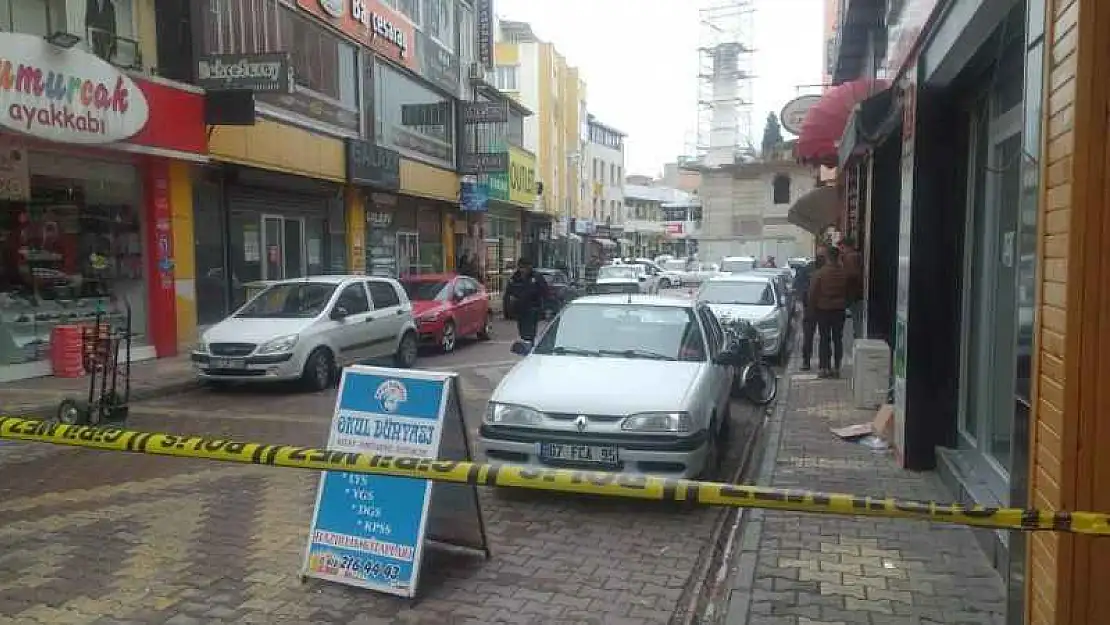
xmin=638 ymin=276 xmax=647 ymax=282
xmin=510 ymin=339 xmax=532 ymax=356
xmin=330 ymin=305 xmax=349 ymax=320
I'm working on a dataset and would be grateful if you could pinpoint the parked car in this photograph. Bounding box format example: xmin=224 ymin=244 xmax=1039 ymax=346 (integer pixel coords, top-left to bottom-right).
xmin=720 ymin=256 xmax=758 ymax=273
xmin=479 ymin=295 xmax=742 ymax=479
xmin=192 ymin=276 xmax=419 ymax=391
xmin=659 ymin=259 xmax=691 ymax=288
xmin=400 ymin=273 xmax=493 ymax=353
xmin=696 ymin=273 xmax=791 ymax=364
xmin=612 ymin=257 xmax=665 ymax=290
xmin=593 ymin=264 xmax=651 ymax=294
xmin=535 ymin=268 xmax=582 ymax=316
xmin=749 ymin=267 xmax=797 ymax=313
xmin=681 ymin=262 xmax=724 ymax=286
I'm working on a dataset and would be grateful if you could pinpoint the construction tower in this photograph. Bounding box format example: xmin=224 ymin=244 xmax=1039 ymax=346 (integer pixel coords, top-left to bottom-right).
xmin=696 ymin=0 xmax=756 ymax=168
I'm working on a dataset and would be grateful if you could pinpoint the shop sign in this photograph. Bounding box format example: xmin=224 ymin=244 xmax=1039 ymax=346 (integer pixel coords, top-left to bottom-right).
xmin=507 ymin=146 xmax=537 ymax=207
xmin=460 ymin=151 xmax=508 ymax=174
xmin=462 ymin=101 xmax=508 ymax=124
xmin=416 ymin=31 xmax=459 ymax=95
xmin=298 ymin=0 xmax=417 ymax=72
xmin=0 ymin=32 xmax=150 ymax=145
xmin=196 ymin=53 xmax=292 ymax=93
xmin=480 ymin=172 xmax=508 ymax=202
xmin=664 ymin=222 xmax=684 ymax=236
xmin=346 ymin=138 xmax=401 ymax=190
xmin=460 ymin=178 xmax=489 ymax=212
xmin=0 ymin=141 xmax=28 ymax=201
xmin=126 ymin=77 xmax=207 ymax=156
xmin=779 ymin=94 xmax=821 ymax=135
xmin=476 ymin=0 xmax=493 ymax=69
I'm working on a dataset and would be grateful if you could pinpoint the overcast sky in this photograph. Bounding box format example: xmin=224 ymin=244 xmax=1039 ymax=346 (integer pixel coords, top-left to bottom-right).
xmin=494 ymin=0 xmax=825 ymax=177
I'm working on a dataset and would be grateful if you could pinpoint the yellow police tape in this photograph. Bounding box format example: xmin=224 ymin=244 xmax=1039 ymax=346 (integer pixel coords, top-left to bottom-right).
xmin=1 ymin=416 xmax=1108 ymax=535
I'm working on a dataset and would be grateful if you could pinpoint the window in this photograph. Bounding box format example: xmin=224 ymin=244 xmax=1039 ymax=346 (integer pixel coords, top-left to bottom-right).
xmin=495 ymin=65 xmax=519 ymax=91
xmin=200 ymin=1 xmax=359 ymax=131
xmin=458 ymin=3 xmax=475 ymax=69
xmin=772 ymin=174 xmax=792 ymax=204
xmin=236 ymin=283 xmax=338 ymax=319
xmin=423 ymin=0 xmax=455 ymax=50
xmin=336 ymin=283 xmax=371 ymax=314
xmin=367 ymin=280 xmax=402 ymax=308
xmin=617 ymin=166 xmax=623 ymax=181
xmin=610 ymin=163 xmax=616 ymax=185
xmin=384 ymin=0 xmax=422 ymax=25
xmin=0 ymin=0 xmax=66 ymax=37
xmin=376 ymin=60 xmax=455 ymax=167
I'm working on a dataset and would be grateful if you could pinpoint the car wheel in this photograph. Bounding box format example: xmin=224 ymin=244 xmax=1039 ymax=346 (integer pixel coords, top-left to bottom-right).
xmin=394 ymin=331 xmax=418 ymax=368
xmin=56 ymin=398 xmax=89 ymax=426
xmin=477 ymin=313 xmax=493 ymax=340
xmin=441 ymin=320 xmax=457 ymax=353
xmin=301 ymin=347 xmax=334 ymax=392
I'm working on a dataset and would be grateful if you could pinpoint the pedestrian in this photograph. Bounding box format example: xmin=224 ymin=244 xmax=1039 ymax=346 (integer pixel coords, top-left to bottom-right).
xmin=792 ymin=251 xmax=825 ymax=372
xmin=457 ymin=250 xmax=478 ymax=279
xmin=840 ymin=237 xmax=864 ymax=342
xmin=503 ymin=258 xmax=549 ymax=342
xmin=807 ymin=246 xmax=849 ymax=378
xmin=762 ymin=255 xmax=776 ymax=268
xmin=584 ymin=255 xmax=601 ymax=294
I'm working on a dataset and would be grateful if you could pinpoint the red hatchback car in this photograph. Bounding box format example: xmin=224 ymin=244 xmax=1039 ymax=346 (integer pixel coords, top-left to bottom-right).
xmin=400 ymin=273 xmax=493 ymax=353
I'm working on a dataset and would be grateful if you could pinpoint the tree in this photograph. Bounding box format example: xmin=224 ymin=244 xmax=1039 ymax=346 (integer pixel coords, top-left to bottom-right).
xmin=761 ymin=112 xmax=784 ymax=157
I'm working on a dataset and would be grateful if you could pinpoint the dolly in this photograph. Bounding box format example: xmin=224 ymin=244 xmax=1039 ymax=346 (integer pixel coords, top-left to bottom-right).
xmin=55 ymin=299 xmax=132 ymax=426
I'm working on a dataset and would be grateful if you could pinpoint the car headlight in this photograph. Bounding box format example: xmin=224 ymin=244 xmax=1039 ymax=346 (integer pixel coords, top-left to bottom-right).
xmin=621 ymin=412 xmax=692 ymax=433
xmin=193 ymin=340 xmax=208 ymax=354
xmin=257 ymin=334 xmax=298 ymax=354
xmin=484 ymin=403 xmax=544 ymax=426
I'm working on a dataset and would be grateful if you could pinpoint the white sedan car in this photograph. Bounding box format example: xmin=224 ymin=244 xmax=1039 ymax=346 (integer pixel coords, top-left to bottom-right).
xmin=593 ymin=264 xmax=656 ymax=294
xmin=478 ymin=295 xmax=740 ymax=479
xmin=696 ymin=274 xmax=791 ymax=363
xmin=191 ymin=275 xmax=419 ymax=390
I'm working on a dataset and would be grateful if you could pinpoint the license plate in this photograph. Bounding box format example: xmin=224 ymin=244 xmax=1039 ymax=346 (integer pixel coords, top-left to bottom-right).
xmin=537 ymin=442 xmax=620 ymax=466
xmin=211 ymin=358 xmax=246 ymax=369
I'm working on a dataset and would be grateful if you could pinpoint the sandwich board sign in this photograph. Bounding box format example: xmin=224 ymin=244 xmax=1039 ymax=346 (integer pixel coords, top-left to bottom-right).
xmin=300 ymin=365 xmax=490 ymax=598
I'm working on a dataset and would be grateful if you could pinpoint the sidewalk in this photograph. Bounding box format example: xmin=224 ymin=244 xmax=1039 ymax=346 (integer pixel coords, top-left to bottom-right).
xmin=725 ymin=340 xmax=1006 ymax=624
xmin=0 ymin=354 xmax=197 ymax=419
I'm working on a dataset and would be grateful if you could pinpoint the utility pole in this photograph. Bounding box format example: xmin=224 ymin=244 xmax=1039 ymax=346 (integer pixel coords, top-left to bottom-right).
xmin=565 ymin=150 xmax=580 ymax=278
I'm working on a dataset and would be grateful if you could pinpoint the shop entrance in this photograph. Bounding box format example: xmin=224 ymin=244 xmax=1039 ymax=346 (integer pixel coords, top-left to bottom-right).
xmin=261 ymin=215 xmax=306 ymax=281
xmin=396 ymin=231 xmax=419 ymax=277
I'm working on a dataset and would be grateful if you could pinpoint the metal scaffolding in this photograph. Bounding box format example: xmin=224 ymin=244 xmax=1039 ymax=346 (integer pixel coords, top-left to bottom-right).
xmin=695 ymin=0 xmax=756 ymax=168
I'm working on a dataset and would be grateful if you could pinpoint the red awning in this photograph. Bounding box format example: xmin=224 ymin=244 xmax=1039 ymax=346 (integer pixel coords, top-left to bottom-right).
xmin=795 ymin=79 xmax=889 ymax=166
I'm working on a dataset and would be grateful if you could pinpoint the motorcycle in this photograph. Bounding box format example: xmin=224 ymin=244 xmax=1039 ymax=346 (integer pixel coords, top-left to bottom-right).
xmin=724 ymin=320 xmax=778 ymax=405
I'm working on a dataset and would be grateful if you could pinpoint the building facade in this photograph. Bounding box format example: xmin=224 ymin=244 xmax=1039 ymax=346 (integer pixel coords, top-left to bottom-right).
xmin=584 ymin=114 xmax=626 ymax=257
xmin=699 ymin=162 xmax=815 ymax=264
xmin=623 ymin=181 xmax=698 ymax=259
xmin=817 ymin=0 xmax=1110 ymax=622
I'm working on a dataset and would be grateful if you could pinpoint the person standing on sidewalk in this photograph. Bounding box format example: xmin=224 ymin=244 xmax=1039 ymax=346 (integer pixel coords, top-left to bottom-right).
xmin=807 ymin=246 xmax=849 ymax=378
xmin=792 ymin=251 xmax=825 ymax=371
xmin=503 ymin=258 xmax=549 ymax=342
xmin=840 ymin=237 xmax=864 ymax=342
xmin=583 ymin=255 xmax=601 ymax=294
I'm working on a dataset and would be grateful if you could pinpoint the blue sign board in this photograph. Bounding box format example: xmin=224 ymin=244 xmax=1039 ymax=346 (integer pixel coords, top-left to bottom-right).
xmin=460 ymin=179 xmax=489 ymax=212
xmin=301 ymin=366 xmax=450 ymax=597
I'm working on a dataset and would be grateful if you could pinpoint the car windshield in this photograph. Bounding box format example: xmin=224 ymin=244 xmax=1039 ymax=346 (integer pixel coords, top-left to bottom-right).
xmin=663 ymin=260 xmax=687 ymax=271
xmin=720 ymin=259 xmax=754 ymax=273
xmin=402 ymin=280 xmax=449 ymax=301
xmin=235 ymin=282 xmax=337 ymax=318
xmin=598 ymin=266 xmax=637 ymax=280
xmin=698 ymin=281 xmax=775 ymax=306
xmin=533 ymin=304 xmax=706 ymax=362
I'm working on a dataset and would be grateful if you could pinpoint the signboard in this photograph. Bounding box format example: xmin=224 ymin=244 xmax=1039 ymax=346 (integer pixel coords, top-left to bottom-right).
xmin=508 ymin=146 xmax=537 ymax=207
xmin=481 ymin=172 xmax=509 ymax=202
xmin=460 ymin=151 xmax=508 ymax=174
xmin=476 ymin=0 xmax=494 ymax=69
xmin=780 ymin=94 xmax=822 ymax=136
xmin=346 ymin=138 xmax=401 ymax=190
xmin=463 ymin=101 xmax=509 ymax=124
xmin=298 ymin=0 xmax=417 ymax=71
xmin=0 ymin=32 xmax=149 ymax=144
xmin=301 ymin=366 xmax=489 ymax=597
xmin=892 ymin=63 xmax=917 ymax=468
xmin=415 ymin=31 xmax=460 ymax=95
xmin=664 ymin=222 xmax=685 ymax=235
xmin=196 ymin=53 xmax=292 ymax=93
xmin=460 ymin=178 xmax=489 ymax=212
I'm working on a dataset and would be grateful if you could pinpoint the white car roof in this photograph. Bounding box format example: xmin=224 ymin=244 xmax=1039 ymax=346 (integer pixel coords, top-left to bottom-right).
xmin=570 ymin=294 xmax=696 ymax=308
xmin=722 ymin=256 xmax=756 ymax=261
xmin=706 ymin=273 xmax=774 ymax=285
xmin=267 ymin=275 xmax=397 ymax=286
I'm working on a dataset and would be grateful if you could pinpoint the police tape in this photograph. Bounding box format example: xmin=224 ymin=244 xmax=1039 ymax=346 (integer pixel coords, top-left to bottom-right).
xmin=1 ymin=416 xmax=1108 ymax=535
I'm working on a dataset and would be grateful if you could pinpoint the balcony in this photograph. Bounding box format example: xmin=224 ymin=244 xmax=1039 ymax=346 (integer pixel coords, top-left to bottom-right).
xmin=86 ymin=28 xmax=144 ymax=72
xmin=830 ymin=0 xmax=885 ymax=84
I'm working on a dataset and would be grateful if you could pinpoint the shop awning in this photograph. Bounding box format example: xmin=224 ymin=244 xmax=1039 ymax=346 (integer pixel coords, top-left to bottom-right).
xmin=796 ymin=79 xmax=890 ymax=166
xmin=594 ymin=238 xmax=617 ymax=248
xmin=787 ymin=185 xmax=840 ymax=236
xmin=838 ymin=87 xmax=900 ymax=167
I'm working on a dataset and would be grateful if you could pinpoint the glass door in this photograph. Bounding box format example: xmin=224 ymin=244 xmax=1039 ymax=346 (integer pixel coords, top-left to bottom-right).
xmin=262 ymin=215 xmax=283 ymax=281
xmin=261 ymin=215 xmax=307 ymax=280
xmin=397 ymin=231 xmax=419 ymax=277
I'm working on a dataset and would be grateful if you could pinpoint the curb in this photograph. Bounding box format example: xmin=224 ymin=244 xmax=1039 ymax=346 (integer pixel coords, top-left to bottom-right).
xmin=13 ymin=379 xmax=202 ymax=420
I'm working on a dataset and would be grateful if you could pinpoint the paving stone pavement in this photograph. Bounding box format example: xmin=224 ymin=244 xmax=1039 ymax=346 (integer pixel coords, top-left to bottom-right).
xmin=725 ymin=348 xmax=1006 ymax=624
xmin=0 ymin=335 xmax=762 ymax=625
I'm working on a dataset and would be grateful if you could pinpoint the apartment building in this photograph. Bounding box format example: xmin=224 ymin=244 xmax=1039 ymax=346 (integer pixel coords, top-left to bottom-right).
xmin=585 ymin=114 xmax=626 ymax=242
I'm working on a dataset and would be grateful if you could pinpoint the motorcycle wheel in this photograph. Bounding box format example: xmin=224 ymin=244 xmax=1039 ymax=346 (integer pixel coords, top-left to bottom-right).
xmin=742 ymin=363 xmax=779 ymax=406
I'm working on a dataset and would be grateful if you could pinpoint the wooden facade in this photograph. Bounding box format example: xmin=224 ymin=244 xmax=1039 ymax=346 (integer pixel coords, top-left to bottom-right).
xmin=1026 ymin=0 xmax=1110 ymax=622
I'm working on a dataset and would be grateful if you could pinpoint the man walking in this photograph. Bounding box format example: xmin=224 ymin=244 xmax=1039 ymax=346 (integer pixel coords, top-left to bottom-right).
xmin=807 ymin=246 xmax=849 ymax=378
xmin=503 ymin=258 xmax=549 ymax=341
xmin=792 ymin=251 xmax=825 ymax=371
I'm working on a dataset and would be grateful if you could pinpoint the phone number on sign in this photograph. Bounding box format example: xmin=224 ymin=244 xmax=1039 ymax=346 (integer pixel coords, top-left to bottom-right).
xmin=332 ymin=554 xmax=401 ymax=581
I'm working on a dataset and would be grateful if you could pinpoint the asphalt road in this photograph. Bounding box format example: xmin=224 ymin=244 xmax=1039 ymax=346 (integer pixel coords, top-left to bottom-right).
xmin=0 ymin=307 xmax=766 ymax=625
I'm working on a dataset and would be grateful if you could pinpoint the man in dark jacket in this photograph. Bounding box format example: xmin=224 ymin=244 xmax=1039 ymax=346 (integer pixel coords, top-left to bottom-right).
xmin=807 ymin=247 xmax=850 ymax=378
xmin=792 ymin=252 xmax=825 ymax=371
xmin=503 ymin=258 xmax=549 ymax=341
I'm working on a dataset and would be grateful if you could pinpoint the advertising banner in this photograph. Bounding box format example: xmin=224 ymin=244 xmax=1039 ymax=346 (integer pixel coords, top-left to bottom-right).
xmin=298 ymin=0 xmax=416 ymax=71
xmin=196 ymin=53 xmax=292 ymax=93
xmin=507 ymin=146 xmax=537 ymax=207
xmin=476 ymin=0 xmax=494 ymax=69
xmin=301 ymin=366 xmax=488 ymax=597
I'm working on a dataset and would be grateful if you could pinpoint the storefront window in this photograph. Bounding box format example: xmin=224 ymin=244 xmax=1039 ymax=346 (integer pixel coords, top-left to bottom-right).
xmin=0 ymin=153 xmax=144 ymax=368
xmin=375 ymin=60 xmax=455 ymax=168
xmin=200 ymin=0 xmax=360 ymax=133
xmin=416 ymin=205 xmax=443 ymax=273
